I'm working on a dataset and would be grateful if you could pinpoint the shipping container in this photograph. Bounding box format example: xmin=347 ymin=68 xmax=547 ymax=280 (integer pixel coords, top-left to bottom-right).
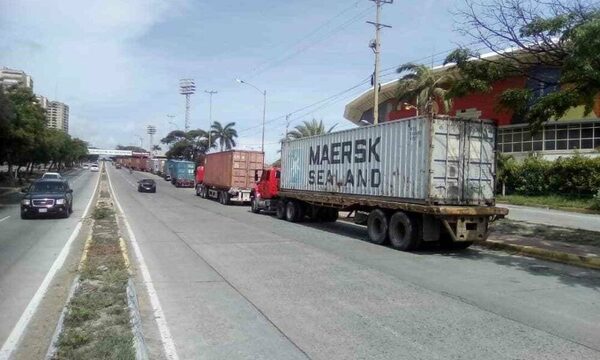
xmin=252 ymin=116 xmax=507 ymax=251
xmin=280 ymin=116 xmax=495 ymax=205
xmin=196 ymin=150 xmax=264 ymax=204
xmin=168 ymin=160 xmax=195 ymax=187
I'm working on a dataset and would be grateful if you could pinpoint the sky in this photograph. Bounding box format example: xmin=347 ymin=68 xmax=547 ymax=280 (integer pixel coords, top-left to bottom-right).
xmin=0 ymin=0 xmax=469 ymax=163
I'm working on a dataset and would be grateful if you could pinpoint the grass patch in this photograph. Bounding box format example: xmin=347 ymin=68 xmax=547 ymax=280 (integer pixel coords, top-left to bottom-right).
xmin=53 ymin=181 xmax=134 ymax=360
xmin=92 ymin=207 xmax=114 ymax=220
xmin=490 ymin=219 xmax=600 ymax=248
xmin=497 ymin=194 xmax=597 ymax=212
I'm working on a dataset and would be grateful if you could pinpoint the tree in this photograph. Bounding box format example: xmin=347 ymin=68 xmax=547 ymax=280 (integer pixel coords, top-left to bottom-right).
xmin=152 ymin=145 xmax=161 ymax=151
xmin=285 ymin=119 xmax=337 ymax=140
xmin=116 ymin=145 xmax=147 ymax=153
xmin=396 ymin=63 xmax=456 ymax=115
xmin=211 ymin=121 xmax=238 ymax=151
xmin=447 ymin=0 xmax=600 ymax=128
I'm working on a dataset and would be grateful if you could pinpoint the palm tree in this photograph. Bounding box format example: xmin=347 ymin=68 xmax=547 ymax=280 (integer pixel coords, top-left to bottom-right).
xmin=286 ymin=119 xmax=337 ymax=140
xmin=211 ymin=121 xmax=238 ymax=151
xmin=396 ymin=63 xmax=456 ymax=115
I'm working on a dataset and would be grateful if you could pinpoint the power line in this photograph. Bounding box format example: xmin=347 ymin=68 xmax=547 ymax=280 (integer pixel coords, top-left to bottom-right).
xmin=246 ymin=5 xmax=375 ymax=80
xmin=245 ymin=1 xmax=366 ymax=79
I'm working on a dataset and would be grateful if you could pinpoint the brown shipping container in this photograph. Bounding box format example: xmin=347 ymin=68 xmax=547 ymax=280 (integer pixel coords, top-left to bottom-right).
xmin=204 ymin=150 xmax=264 ymax=189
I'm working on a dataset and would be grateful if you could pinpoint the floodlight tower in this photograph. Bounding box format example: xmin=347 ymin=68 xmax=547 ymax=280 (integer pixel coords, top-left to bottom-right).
xmin=147 ymin=125 xmax=157 ymax=157
xmin=179 ymin=78 xmax=196 ymax=132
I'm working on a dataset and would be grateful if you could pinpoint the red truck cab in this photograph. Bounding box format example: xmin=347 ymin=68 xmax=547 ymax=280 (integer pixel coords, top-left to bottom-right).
xmin=251 ymin=167 xmax=280 ymax=213
xmin=194 ymin=165 xmax=205 ymax=196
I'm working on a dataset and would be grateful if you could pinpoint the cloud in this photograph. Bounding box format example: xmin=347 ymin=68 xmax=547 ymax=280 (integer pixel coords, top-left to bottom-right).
xmin=0 ymin=0 xmax=189 ymax=148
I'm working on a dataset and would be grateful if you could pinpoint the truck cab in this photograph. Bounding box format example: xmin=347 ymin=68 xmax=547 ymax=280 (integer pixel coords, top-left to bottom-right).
xmin=251 ymin=167 xmax=280 ymax=213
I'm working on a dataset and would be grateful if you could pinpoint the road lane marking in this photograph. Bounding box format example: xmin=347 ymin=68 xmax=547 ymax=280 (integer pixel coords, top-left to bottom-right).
xmin=106 ymin=167 xmax=180 ymax=360
xmin=0 ymin=164 xmax=102 ymax=360
xmin=0 ymin=216 xmax=9 ymax=223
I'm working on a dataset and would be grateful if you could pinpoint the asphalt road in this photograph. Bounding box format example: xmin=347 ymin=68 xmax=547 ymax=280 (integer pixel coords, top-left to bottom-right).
xmin=108 ymin=166 xmax=600 ymax=360
xmin=503 ymin=203 xmax=600 ymax=232
xmin=0 ymin=169 xmax=98 ymax=351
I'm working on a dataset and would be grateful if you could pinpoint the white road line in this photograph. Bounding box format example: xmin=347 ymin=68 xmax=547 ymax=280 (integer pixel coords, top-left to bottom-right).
xmin=106 ymin=167 xmax=180 ymax=360
xmin=0 ymin=164 xmax=102 ymax=360
xmin=0 ymin=216 xmax=9 ymax=223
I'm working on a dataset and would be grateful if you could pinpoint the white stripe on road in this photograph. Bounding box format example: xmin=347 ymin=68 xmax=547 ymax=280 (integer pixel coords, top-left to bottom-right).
xmin=0 ymin=216 xmax=9 ymax=223
xmin=0 ymin=165 xmax=101 ymax=360
xmin=106 ymin=167 xmax=180 ymax=360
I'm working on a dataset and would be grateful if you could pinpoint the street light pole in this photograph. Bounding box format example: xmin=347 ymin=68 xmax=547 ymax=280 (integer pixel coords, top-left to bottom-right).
xmin=179 ymin=79 xmax=196 ymax=132
xmin=147 ymin=125 xmax=157 ymax=158
xmin=236 ymin=79 xmax=266 ymax=153
xmin=204 ymin=90 xmax=218 ymax=153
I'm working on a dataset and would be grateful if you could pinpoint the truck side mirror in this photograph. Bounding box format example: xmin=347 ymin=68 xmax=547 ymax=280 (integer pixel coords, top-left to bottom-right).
xmin=254 ymin=170 xmax=259 ymax=182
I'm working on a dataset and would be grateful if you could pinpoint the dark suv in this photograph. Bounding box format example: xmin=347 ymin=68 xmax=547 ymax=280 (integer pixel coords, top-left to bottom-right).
xmin=21 ymin=179 xmax=73 ymax=219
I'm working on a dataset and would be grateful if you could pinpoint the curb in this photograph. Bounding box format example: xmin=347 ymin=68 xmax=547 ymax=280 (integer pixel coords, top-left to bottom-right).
xmin=476 ymin=240 xmax=600 ymax=270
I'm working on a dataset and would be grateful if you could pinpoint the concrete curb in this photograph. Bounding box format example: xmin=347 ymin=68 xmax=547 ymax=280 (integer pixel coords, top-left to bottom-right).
xmin=127 ymin=278 xmax=149 ymax=360
xmin=476 ymin=240 xmax=600 ymax=270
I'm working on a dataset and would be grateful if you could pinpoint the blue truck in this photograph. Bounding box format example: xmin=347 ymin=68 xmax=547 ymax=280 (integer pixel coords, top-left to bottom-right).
xmin=168 ymin=160 xmax=195 ymax=187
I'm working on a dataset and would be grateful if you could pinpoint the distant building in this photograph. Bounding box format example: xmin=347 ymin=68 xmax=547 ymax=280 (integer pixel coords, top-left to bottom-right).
xmin=46 ymin=101 xmax=69 ymax=133
xmin=0 ymin=67 xmax=33 ymax=90
xmin=36 ymin=95 xmax=48 ymax=109
xmin=344 ymin=50 xmax=600 ymax=160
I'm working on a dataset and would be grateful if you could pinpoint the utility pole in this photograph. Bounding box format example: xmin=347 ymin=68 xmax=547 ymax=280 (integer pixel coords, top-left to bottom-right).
xmin=204 ymin=90 xmax=217 ymax=153
xmin=147 ymin=125 xmax=157 ymax=158
xmin=179 ymin=79 xmax=196 ymax=132
xmin=367 ymin=0 xmax=392 ymax=125
xmin=284 ymin=114 xmax=291 ymax=140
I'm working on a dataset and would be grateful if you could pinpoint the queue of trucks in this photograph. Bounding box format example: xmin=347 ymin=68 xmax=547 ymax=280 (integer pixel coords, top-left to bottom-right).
xmin=119 ymin=115 xmax=508 ymax=251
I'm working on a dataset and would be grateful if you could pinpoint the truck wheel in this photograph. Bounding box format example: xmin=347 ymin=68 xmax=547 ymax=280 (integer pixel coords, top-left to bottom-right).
xmin=322 ymin=208 xmax=339 ymax=222
xmin=285 ymin=201 xmax=303 ymax=222
xmin=251 ymin=198 xmax=261 ymax=213
xmin=367 ymin=209 xmax=388 ymax=245
xmin=275 ymin=200 xmax=286 ymax=220
xmin=388 ymin=211 xmax=418 ymax=251
xmin=195 ymin=185 xmax=201 ymax=196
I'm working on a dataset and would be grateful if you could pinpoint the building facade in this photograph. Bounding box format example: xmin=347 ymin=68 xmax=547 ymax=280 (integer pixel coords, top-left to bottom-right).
xmin=46 ymin=101 xmax=69 ymax=133
xmin=0 ymin=67 xmax=33 ymax=90
xmin=344 ymin=58 xmax=600 ymax=159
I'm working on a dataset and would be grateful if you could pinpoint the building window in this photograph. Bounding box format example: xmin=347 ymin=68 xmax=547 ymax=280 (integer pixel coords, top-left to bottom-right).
xmin=497 ymin=121 xmax=600 ymax=153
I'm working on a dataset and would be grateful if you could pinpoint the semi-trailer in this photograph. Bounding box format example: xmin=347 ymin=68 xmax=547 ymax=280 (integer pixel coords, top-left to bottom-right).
xmin=250 ymin=115 xmax=508 ymax=250
xmin=195 ymin=150 xmax=264 ymax=205
xmin=168 ymin=160 xmax=195 ymax=187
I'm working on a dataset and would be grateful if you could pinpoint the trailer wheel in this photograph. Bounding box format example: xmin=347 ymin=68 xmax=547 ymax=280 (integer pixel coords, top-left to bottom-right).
xmin=219 ymin=191 xmax=230 ymax=205
xmin=195 ymin=185 xmax=201 ymax=196
xmin=388 ymin=211 xmax=418 ymax=251
xmin=275 ymin=200 xmax=286 ymax=220
xmin=251 ymin=198 xmax=261 ymax=213
xmin=322 ymin=208 xmax=339 ymax=222
xmin=367 ymin=209 xmax=388 ymax=245
xmin=285 ymin=200 xmax=303 ymax=222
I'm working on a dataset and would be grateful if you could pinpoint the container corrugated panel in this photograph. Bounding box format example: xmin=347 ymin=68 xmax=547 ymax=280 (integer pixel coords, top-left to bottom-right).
xmin=205 ymin=150 xmax=264 ymax=189
xmin=280 ymin=116 xmax=496 ymax=205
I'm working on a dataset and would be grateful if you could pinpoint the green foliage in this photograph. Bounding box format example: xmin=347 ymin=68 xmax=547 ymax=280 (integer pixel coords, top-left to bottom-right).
xmin=285 ymin=118 xmax=336 ymax=140
xmin=448 ymin=1 xmax=600 ymax=128
xmin=500 ymin=154 xmax=600 ymax=197
xmin=0 ymin=86 xmax=88 ymax=176
xmin=161 ymin=127 xmax=216 ymax=160
xmin=592 ymin=190 xmax=600 ymax=210
xmin=396 ymin=63 xmax=456 ymax=114
xmin=211 ymin=121 xmax=238 ymax=151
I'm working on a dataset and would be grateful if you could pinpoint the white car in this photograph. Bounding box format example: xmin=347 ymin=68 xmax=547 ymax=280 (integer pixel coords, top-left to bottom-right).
xmin=41 ymin=172 xmax=62 ymax=180
xmin=82 ymin=164 xmax=89 ymax=169
xmin=90 ymin=164 xmax=99 ymax=172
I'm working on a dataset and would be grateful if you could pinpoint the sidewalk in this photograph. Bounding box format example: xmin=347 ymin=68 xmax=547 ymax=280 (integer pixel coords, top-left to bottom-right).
xmin=501 ymin=203 xmax=600 ymax=232
xmin=482 ymin=220 xmax=600 ymax=270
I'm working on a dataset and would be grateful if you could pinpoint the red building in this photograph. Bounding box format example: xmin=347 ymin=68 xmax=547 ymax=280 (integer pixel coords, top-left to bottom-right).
xmin=344 ymin=54 xmax=600 ymax=159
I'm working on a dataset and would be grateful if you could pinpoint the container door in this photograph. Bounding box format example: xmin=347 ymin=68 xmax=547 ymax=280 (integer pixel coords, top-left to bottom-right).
xmin=429 ymin=118 xmax=495 ymax=205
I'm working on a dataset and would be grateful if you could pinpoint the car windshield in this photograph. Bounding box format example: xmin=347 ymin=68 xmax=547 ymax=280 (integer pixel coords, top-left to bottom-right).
xmin=141 ymin=179 xmax=155 ymax=184
xmin=43 ymin=174 xmax=59 ymax=179
xmin=30 ymin=182 xmax=66 ymax=193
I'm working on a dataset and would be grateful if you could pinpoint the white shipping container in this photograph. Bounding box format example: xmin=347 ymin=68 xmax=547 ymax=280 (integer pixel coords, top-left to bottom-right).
xmin=280 ymin=116 xmax=496 ymax=205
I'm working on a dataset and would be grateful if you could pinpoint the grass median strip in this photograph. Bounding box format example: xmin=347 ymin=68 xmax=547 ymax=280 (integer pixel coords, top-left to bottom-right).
xmin=51 ymin=170 xmax=135 ymax=360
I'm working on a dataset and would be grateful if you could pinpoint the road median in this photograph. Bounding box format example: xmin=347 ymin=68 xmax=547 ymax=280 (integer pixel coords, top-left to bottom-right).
xmin=49 ymin=166 xmax=141 ymax=359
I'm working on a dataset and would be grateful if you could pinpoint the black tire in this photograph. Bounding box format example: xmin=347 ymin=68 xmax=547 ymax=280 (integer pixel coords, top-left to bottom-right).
xmin=307 ymin=206 xmax=321 ymax=222
xmin=275 ymin=200 xmax=287 ymax=220
xmin=251 ymin=198 xmax=261 ymax=213
xmin=285 ymin=201 xmax=303 ymax=222
xmin=152 ymin=189 xmax=156 ymax=193
xmin=69 ymin=204 xmax=73 ymax=213
xmin=322 ymin=208 xmax=339 ymax=222
xmin=20 ymin=211 xmax=28 ymax=220
xmin=61 ymin=208 xmax=70 ymax=218
xmin=221 ymin=192 xmax=230 ymax=205
xmin=367 ymin=209 xmax=389 ymax=245
xmin=195 ymin=185 xmax=201 ymax=196
xmin=388 ymin=211 xmax=418 ymax=251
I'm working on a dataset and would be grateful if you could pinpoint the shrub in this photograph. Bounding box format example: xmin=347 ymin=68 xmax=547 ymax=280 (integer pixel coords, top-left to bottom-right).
xmin=592 ymin=189 xmax=600 ymax=210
